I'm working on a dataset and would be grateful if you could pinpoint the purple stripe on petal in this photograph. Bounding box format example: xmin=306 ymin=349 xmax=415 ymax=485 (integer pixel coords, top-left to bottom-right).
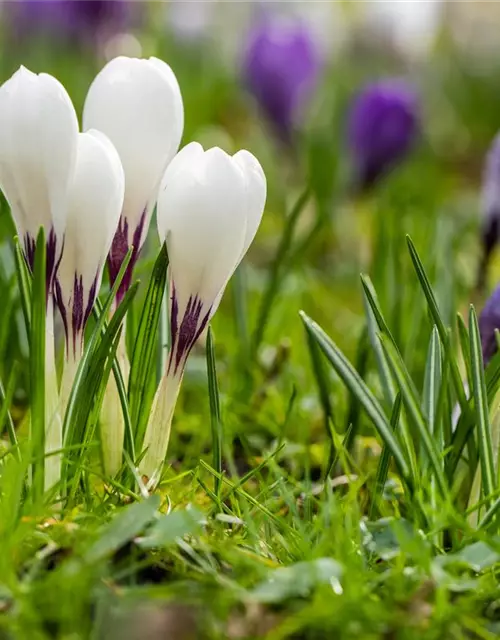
xmin=23 ymin=233 xmax=36 ymax=271
xmin=46 ymin=227 xmax=59 ymax=288
xmin=83 ymin=274 xmax=99 ymax=327
xmin=54 ymin=278 xmax=68 ymax=351
xmin=108 ymin=210 xmax=146 ymax=305
xmin=55 ymin=270 xmax=100 ymax=359
xmin=168 ymin=282 xmax=179 ymax=375
xmin=23 ymin=227 xmax=61 ymax=303
xmin=167 ymin=289 xmax=212 ymax=376
xmin=72 ymin=274 xmax=84 ymax=356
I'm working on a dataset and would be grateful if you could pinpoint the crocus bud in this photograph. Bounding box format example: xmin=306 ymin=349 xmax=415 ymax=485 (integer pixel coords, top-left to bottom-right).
xmin=83 ymin=56 xmax=184 ymax=304
xmin=478 ymin=133 xmax=500 ymax=290
xmin=55 ymin=130 xmax=124 ymax=365
xmin=479 ymin=283 xmax=500 ymax=367
xmin=0 ymin=66 xmax=79 ymax=285
xmin=347 ymin=79 xmax=419 ymax=191
xmin=140 ymin=142 xmax=266 ymax=485
xmin=243 ymin=16 xmax=319 ymax=142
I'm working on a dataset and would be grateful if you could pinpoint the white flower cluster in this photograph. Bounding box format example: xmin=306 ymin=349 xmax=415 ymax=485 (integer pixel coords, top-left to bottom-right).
xmin=0 ymin=56 xmax=266 ymax=488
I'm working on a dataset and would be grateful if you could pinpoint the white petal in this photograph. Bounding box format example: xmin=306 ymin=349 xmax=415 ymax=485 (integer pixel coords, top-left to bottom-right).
xmin=58 ymin=129 xmax=124 ymax=309
xmin=0 ymin=66 xmax=78 ymax=242
xmin=157 ymin=145 xmax=248 ymax=314
xmin=83 ymin=55 xmax=184 ymax=247
xmin=233 ymin=149 xmax=267 ymax=260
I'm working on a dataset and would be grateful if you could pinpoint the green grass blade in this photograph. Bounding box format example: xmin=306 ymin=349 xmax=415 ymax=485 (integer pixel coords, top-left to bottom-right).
xmin=252 ymin=188 xmax=310 ymax=353
xmin=62 ymin=249 xmax=133 ymax=445
xmin=422 ymin=327 xmax=442 ymax=466
xmin=370 ymin=392 xmax=401 ymax=519
xmin=360 ymin=275 xmax=398 ymax=350
xmin=67 ymin=327 xmax=124 ymax=503
xmin=469 ymin=305 xmax=496 ymax=503
xmin=478 ymin=496 xmax=500 ymax=531
xmin=63 ymin=284 xmax=138 ymax=460
xmin=93 ymin=299 xmax=135 ymax=461
xmin=361 ymin=276 xmax=397 ymax=405
xmin=0 ymin=363 xmax=19 ymax=457
xmin=361 ymin=276 xmax=417 ymax=477
xmin=343 ymin=327 xmax=370 ymax=454
xmin=129 ymin=244 xmax=168 ymax=453
xmin=406 ymin=236 xmax=468 ymax=413
xmin=29 ymin=228 xmax=46 ymax=501
xmin=457 ymin=313 xmax=472 ymax=389
xmin=450 ymin=348 xmax=500 ymax=480
xmin=299 ymin=311 xmax=410 ymax=480
xmin=305 ymin=322 xmax=334 ymax=440
xmin=206 ymin=326 xmax=223 ymax=499
xmin=13 ymin=236 xmax=32 ymax=334
xmin=378 ymin=333 xmax=448 ymax=499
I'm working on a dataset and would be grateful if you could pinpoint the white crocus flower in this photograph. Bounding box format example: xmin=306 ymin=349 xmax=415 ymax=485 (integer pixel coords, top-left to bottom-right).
xmin=55 ymin=130 xmax=124 ymax=414
xmin=140 ymin=142 xmax=267 ymax=485
xmin=83 ymin=55 xmax=184 ymax=304
xmin=0 ymin=65 xmax=78 ymax=281
xmin=83 ymin=55 xmax=183 ymax=477
xmin=0 ymin=66 xmax=79 ymax=490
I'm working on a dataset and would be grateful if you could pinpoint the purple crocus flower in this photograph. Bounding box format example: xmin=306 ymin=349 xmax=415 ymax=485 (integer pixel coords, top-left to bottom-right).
xmin=347 ymin=79 xmax=420 ymax=191
xmin=479 ymin=283 xmax=500 ymax=366
xmin=5 ymin=0 xmax=134 ymax=44
xmin=243 ymin=16 xmax=319 ymax=141
xmin=478 ymin=133 xmax=500 ymax=290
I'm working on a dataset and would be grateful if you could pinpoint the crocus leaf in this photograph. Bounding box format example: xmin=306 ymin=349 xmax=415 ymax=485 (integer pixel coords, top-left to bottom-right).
xmin=206 ymin=326 xmax=223 ymax=499
xmin=13 ymin=236 xmax=31 ymax=334
xmin=299 ymin=310 xmax=410 ymax=480
xmin=469 ymin=305 xmax=496 ymax=504
xmin=129 ymin=243 xmax=168 ymax=454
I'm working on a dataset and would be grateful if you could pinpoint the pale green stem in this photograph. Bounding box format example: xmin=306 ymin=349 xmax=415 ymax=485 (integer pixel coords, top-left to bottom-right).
xmin=139 ymin=368 xmax=183 ymax=488
xmin=100 ymin=326 xmax=129 ymax=477
xmin=468 ymin=386 xmax=500 ymax=526
xmin=44 ymin=294 xmax=62 ymax=491
xmin=60 ymin=339 xmax=82 ymax=423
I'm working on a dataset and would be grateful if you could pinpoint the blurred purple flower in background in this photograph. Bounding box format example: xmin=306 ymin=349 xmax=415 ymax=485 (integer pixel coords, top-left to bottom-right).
xmin=243 ymin=15 xmax=319 ymax=142
xmin=479 ymin=283 xmax=500 ymax=366
xmin=478 ymin=132 xmax=500 ymax=290
xmin=5 ymin=0 xmax=135 ymax=45
xmin=347 ymin=79 xmax=420 ymax=191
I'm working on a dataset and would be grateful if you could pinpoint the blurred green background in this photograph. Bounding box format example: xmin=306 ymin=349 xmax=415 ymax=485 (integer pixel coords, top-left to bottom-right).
xmin=0 ymin=0 xmax=498 ymax=470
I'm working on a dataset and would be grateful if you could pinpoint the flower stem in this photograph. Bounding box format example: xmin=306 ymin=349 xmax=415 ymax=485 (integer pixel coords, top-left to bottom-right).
xmin=44 ymin=294 xmax=62 ymax=491
xmin=100 ymin=328 xmax=129 ymax=477
xmin=139 ymin=370 xmax=182 ymax=488
xmin=60 ymin=348 xmax=81 ymax=422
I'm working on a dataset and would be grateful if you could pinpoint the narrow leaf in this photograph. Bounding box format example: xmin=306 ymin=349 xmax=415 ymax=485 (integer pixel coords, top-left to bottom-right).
xmin=299 ymin=311 xmax=410 ymax=480
xmin=406 ymin=236 xmax=468 ymax=414
xmin=13 ymin=237 xmax=32 ymax=334
xmin=370 ymin=393 xmax=401 ymax=518
xmin=206 ymin=326 xmax=223 ymax=498
xmin=457 ymin=313 xmax=472 ymax=389
xmin=469 ymin=305 xmax=496 ymax=503
xmin=129 ymin=244 xmax=168 ymax=453
xmin=379 ymin=334 xmax=448 ymax=499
